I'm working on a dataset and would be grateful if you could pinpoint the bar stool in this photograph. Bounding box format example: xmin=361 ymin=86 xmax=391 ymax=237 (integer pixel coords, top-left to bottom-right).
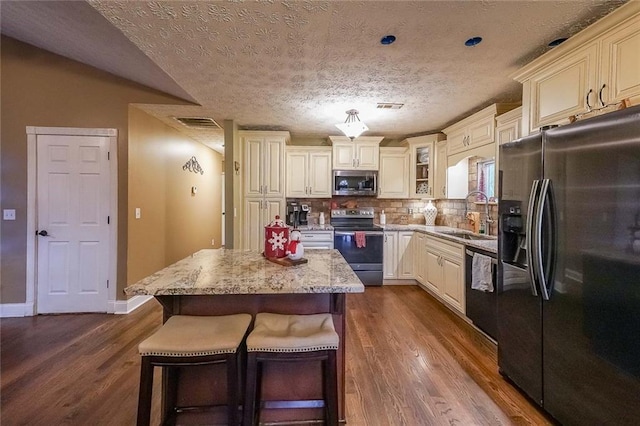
xmin=242 ymin=313 xmax=339 ymax=426
xmin=137 ymin=314 xmax=252 ymax=426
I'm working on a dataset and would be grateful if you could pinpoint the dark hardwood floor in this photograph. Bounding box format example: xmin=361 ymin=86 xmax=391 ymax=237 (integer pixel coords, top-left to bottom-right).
xmin=1 ymin=286 xmax=551 ymax=425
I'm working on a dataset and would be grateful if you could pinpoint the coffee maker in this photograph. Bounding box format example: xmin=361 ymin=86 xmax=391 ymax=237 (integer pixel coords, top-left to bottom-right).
xmin=286 ymin=202 xmax=309 ymax=227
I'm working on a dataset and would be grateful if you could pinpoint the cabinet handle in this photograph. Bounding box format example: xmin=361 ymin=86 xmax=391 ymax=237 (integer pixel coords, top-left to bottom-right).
xmin=352 ymin=159 xmax=355 ymax=167
xmin=442 ymin=186 xmax=446 ymax=196
xmin=357 ymin=158 xmax=360 ymax=167
xmin=598 ymin=84 xmax=606 ymax=107
xmin=308 ymin=186 xmax=312 ymax=194
xmin=585 ymin=88 xmax=593 ymax=111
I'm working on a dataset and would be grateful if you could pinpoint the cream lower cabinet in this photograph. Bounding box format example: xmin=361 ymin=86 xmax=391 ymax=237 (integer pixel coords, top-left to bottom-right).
xmin=383 ymin=231 xmax=414 ymax=280
xmin=244 ymin=198 xmax=285 ymax=252
xmin=424 ymin=236 xmax=465 ymax=315
xmin=299 ymin=230 xmax=334 ymax=249
xmin=413 ymin=232 xmax=427 ymax=284
xmin=285 ymin=147 xmax=332 ymax=198
xmin=378 ymin=147 xmax=409 ymax=198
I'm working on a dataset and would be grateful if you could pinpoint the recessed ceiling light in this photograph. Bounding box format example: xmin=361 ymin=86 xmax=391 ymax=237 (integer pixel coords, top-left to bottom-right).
xmin=464 ymin=37 xmax=483 ymax=47
xmin=380 ymin=35 xmax=396 ymax=45
xmin=548 ymin=37 xmax=568 ymax=47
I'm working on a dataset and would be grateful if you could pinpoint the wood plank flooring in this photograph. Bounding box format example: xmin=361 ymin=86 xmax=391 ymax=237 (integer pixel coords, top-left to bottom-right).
xmin=1 ymin=286 xmax=551 ymax=425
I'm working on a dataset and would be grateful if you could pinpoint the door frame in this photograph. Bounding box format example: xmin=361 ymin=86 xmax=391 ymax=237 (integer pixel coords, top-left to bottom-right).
xmin=26 ymin=126 xmax=118 ymax=315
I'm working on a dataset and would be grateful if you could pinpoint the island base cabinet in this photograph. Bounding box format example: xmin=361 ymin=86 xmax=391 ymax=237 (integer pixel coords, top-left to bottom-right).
xmin=154 ymin=293 xmax=346 ymax=425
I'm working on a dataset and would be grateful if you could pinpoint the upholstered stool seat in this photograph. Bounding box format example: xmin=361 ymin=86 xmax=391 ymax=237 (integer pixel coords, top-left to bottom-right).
xmin=137 ymin=314 xmax=252 ymax=426
xmin=243 ymin=313 xmax=339 ymax=426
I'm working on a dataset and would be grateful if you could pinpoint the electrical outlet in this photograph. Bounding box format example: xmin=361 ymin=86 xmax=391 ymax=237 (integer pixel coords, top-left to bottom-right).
xmin=3 ymin=209 xmax=16 ymax=220
xmin=408 ymin=208 xmax=414 ymax=214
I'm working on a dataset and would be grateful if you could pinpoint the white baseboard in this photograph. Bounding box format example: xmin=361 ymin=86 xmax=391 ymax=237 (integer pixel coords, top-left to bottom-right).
xmin=111 ymin=295 xmax=153 ymax=314
xmin=1 ymin=296 xmax=152 ymax=317
xmin=0 ymin=303 xmax=35 ymax=318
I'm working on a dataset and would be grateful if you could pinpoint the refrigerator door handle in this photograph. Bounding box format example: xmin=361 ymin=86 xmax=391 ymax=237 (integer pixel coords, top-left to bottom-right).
xmin=537 ymin=179 xmax=553 ymax=301
xmin=526 ymin=180 xmax=540 ymax=297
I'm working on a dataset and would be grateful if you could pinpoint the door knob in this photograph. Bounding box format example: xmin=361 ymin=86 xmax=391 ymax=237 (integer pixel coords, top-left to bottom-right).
xmin=37 ymin=230 xmax=49 ymax=236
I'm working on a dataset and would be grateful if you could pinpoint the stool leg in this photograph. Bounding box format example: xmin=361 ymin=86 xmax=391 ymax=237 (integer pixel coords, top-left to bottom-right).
xmin=137 ymin=357 xmax=154 ymax=426
xmin=324 ymin=351 xmax=339 ymax=426
xmin=243 ymin=352 xmax=258 ymax=426
xmin=227 ymin=352 xmax=239 ymax=426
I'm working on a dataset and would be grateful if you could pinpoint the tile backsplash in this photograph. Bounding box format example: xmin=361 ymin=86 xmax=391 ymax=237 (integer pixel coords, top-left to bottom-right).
xmin=287 ymin=196 xmax=498 ymax=236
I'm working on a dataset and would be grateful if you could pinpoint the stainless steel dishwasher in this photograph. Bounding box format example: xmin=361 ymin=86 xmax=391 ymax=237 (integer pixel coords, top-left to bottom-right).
xmin=465 ymin=246 xmax=498 ymax=341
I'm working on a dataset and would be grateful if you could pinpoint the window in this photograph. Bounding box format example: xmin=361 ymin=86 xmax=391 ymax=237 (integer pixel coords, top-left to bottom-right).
xmin=477 ymin=159 xmax=495 ymax=199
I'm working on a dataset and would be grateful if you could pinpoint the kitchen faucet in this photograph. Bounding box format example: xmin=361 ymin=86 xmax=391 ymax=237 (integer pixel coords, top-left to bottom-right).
xmin=464 ymin=190 xmax=495 ymax=232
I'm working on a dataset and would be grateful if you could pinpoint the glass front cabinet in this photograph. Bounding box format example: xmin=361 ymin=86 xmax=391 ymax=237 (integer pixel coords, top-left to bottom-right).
xmin=404 ymin=133 xmax=446 ymax=199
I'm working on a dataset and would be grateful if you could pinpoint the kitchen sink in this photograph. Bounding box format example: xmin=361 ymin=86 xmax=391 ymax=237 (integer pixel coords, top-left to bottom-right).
xmin=438 ymin=230 xmax=496 ymax=241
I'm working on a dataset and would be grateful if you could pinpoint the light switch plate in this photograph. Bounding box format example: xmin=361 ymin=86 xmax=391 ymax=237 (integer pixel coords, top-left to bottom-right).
xmin=3 ymin=209 xmax=16 ymax=220
xmin=135 ymin=208 xmax=141 ymax=219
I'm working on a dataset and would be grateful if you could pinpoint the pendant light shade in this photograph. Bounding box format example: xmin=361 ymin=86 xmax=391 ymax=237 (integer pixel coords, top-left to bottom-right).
xmin=336 ymin=109 xmax=368 ymax=140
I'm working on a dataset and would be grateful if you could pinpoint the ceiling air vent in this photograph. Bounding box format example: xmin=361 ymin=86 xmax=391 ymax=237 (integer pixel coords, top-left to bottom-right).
xmin=376 ymin=103 xmax=404 ymax=109
xmin=173 ymin=116 xmax=222 ymax=129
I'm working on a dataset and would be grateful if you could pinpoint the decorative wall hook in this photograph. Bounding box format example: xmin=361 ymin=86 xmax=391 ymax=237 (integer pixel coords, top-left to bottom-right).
xmin=183 ymin=156 xmax=204 ymax=175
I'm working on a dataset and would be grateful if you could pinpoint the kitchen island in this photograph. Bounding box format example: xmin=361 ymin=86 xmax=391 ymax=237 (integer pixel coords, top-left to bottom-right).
xmin=125 ymin=248 xmax=364 ymax=424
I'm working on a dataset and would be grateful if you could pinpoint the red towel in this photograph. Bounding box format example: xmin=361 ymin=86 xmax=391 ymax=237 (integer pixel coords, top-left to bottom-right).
xmin=355 ymin=231 xmax=366 ymax=248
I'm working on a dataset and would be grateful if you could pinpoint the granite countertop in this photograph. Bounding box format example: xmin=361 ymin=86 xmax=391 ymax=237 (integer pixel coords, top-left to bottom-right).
xmin=124 ymin=249 xmax=364 ymax=296
xmin=379 ymin=224 xmax=498 ymax=254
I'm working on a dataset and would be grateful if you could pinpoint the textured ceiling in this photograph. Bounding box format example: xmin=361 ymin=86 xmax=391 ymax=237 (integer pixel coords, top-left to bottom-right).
xmin=1 ymin=1 xmax=626 ymax=154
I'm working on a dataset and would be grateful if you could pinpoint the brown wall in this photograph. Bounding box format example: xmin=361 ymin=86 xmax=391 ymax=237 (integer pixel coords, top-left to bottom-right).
xmin=0 ymin=36 xmax=193 ymax=303
xmin=128 ymin=107 xmax=223 ymax=284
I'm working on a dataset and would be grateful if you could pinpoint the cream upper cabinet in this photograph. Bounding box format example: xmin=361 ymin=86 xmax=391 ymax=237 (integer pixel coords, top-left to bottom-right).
xmin=496 ymin=106 xmax=522 ymax=146
xmin=599 ymin=17 xmax=640 ymax=107
xmin=404 ymin=134 xmax=446 ymax=199
xmin=526 ymin=43 xmax=599 ymax=132
xmin=444 ymin=103 xmax=519 ymax=158
xmin=285 ymin=147 xmax=332 ymax=198
xmin=378 ymin=147 xmax=409 ymax=199
xmin=242 ymin=131 xmax=288 ymax=198
xmin=434 ymin=141 xmax=448 ymax=199
xmin=513 ymin=2 xmax=640 ymax=135
xmin=328 ymin=136 xmax=383 ymax=170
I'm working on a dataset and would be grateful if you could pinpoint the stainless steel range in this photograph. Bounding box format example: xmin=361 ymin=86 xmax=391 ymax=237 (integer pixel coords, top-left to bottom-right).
xmin=331 ymin=207 xmax=383 ymax=286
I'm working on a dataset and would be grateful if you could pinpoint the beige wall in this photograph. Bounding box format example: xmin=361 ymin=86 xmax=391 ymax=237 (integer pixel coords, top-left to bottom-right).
xmin=0 ymin=36 xmax=193 ymax=304
xmin=128 ymin=107 xmax=223 ymax=284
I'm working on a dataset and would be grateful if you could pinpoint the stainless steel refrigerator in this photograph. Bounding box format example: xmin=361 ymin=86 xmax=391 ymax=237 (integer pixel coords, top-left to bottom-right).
xmin=498 ymin=105 xmax=640 ymax=425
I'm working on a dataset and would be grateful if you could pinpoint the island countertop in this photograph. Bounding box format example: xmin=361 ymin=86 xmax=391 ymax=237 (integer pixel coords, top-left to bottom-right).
xmin=124 ymin=248 xmax=365 ymax=296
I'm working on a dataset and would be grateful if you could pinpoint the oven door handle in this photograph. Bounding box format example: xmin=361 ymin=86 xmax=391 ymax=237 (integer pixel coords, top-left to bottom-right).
xmin=334 ymin=231 xmax=384 ymax=237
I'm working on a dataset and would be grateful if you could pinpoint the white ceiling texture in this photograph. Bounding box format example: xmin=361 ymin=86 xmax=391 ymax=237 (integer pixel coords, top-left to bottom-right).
xmin=1 ymin=1 xmax=626 ymax=154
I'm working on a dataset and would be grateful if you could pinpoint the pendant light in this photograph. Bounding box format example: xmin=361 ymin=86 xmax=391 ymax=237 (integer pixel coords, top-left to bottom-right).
xmin=336 ymin=109 xmax=368 ymax=140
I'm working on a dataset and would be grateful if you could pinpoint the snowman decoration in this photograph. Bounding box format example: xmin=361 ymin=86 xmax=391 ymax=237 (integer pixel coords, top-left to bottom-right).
xmin=286 ymin=229 xmax=304 ymax=261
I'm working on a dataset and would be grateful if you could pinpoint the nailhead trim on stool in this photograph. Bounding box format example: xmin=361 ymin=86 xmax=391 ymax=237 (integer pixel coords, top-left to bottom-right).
xmin=242 ymin=313 xmax=339 ymax=426
xmin=136 ymin=314 xmax=251 ymax=426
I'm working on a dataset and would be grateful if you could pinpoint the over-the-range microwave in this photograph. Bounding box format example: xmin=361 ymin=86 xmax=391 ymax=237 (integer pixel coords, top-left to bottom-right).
xmin=333 ymin=170 xmax=377 ymax=196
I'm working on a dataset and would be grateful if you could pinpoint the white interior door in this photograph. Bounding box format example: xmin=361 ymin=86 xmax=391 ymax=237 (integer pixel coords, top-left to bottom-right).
xmin=36 ymin=134 xmax=110 ymax=313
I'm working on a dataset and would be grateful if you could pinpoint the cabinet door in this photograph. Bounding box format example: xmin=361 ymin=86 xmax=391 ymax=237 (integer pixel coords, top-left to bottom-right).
xmin=332 ymin=143 xmax=355 ymax=169
xmin=397 ymin=232 xmax=414 ymax=279
xmin=409 ymin=142 xmax=434 ymax=198
xmin=529 ymin=43 xmax=598 ymax=132
xmin=244 ymin=137 xmax=264 ymax=197
xmin=356 ymin=142 xmax=379 ymax=170
xmin=244 ymin=198 xmax=264 ymax=251
xmin=308 ymin=151 xmax=332 ymax=198
xmin=285 ymin=151 xmax=309 ymax=198
xmin=264 ymin=199 xmax=284 ymax=225
xmin=468 ymin=115 xmax=495 ymax=148
xmin=445 ymin=129 xmax=467 ymax=156
xmin=383 ymin=232 xmax=397 ymax=279
xmin=600 ymin=20 xmax=640 ymax=107
xmin=263 ymin=137 xmax=285 ymax=197
xmin=497 ymin=121 xmax=519 ymax=146
xmin=379 ymin=150 xmax=409 ymax=198
xmin=425 ymin=250 xmax=442 ymax=294
xmin=413 ymin=233 xmax=427 ymax=284
xmin=441 ymin=257 xmax=465 ymax=314
xmin=434 ymin=141 xmax=448 ymax=199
